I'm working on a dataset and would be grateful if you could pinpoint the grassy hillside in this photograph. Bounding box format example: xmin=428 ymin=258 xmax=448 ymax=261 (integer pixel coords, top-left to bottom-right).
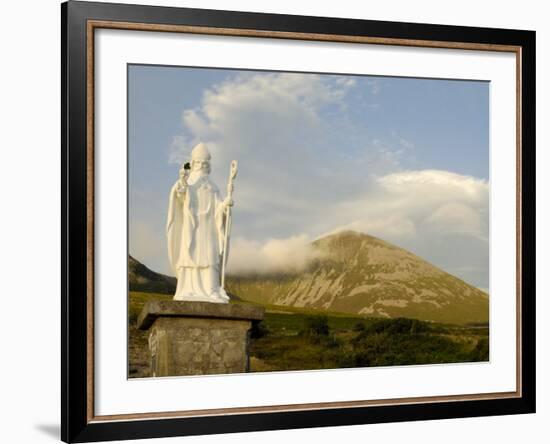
xmin=128 ymin=291 xmax=488 ymax=378
xmin=249 ymin=309 xmax=488 ymax=372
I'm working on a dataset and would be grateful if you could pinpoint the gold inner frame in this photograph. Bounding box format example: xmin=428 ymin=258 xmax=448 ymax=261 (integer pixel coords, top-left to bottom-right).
xmin=85 ymin=19 xmax=523 ymax=423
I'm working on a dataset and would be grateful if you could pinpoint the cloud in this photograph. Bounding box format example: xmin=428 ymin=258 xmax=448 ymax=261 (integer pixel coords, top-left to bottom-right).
xmin=170 ymin=71 xmax=389 ymax=166
xmin=173 ymin=72 xmax=359 ymax=168
xmin=425 ymin=202 xmax=484 ymax=239
xmin=324 ymin=170 xmax=489 ymax=241
xmin=228 ymin=234 xmax=326 ymax=275
xmin=169 ymin=72 xmax=409 ymax=238
xmin=168 ymin=135 xmax=191 ymax=165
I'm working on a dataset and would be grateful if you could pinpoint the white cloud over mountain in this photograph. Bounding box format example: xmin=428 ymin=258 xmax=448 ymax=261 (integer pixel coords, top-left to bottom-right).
xmin=226 ymin=169 xmax=489 ymax=284
xmin=342 ymin=169 xmax=489 ymax=242
xmin=228 ymin=234 xmax=326 ymax=275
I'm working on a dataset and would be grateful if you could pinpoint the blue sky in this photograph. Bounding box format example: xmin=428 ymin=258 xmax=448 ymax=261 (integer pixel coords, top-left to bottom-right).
xmin=128 ymin=64 xmax=489 ymax=290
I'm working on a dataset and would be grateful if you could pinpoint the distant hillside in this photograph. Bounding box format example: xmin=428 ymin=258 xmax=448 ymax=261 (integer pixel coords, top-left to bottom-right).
xmin=128 ymin=255 xmax=176 ymax=295
xmin=226 ymin=231 xmax=488 ymax=325
xmin=128 ymin=231 xmax=489 ymax=324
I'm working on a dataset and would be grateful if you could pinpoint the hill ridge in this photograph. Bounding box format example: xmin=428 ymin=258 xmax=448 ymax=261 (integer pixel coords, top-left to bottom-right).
xmin=129 ymin=230 xmax=489 ymax=324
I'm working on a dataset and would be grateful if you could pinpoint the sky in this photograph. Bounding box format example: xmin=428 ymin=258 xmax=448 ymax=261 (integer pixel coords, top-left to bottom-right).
xmin=128 ymin=64 xmax=489 ymax=290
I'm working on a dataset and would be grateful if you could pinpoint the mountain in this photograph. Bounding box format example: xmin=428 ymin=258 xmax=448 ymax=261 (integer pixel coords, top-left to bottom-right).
xmin=226 ymin=231 xmax=488 ymax=325
xmin=128 ymin=231 xmax=489 ymax=324
xmin=128 ymin=255 xmax=176 ymax=295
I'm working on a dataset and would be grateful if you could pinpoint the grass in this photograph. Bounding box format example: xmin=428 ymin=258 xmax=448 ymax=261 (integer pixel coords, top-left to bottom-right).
xmin=249 ymin=312 xmax=488 ymax=372
xmin=128 ymin=291 xmax=489 ymax=377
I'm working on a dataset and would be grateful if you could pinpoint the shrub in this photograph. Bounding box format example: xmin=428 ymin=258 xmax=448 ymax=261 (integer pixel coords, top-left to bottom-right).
xmin=356 ymin=318 xmax=431 ymax=340
xmin=324 ymin=333 xmax=342 ymax=349
xmin=352 ymin=321 xmax=366 ymax=332
xmin=250 ymin=320 xmax=269 ymax=339
xmin=299 ymin=315 xmax=330 ymax=343
xmin=469 ymin=337 xmax=489 ymax=361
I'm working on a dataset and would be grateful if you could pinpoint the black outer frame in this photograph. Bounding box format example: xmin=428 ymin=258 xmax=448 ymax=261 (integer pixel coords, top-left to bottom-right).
xmin=61 ymin=1 xmax=536 ymax=442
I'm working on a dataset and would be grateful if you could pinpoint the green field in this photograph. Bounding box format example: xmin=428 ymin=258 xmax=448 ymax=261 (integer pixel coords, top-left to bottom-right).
xmin=128 ymin=292 xmax=489 ymax=378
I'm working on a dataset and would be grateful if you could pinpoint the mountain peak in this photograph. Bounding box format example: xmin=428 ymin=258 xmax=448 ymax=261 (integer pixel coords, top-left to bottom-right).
xmin=312 ymin=229 xmax=400 ymax=267
xmin=228 ymin=231 xmax=488 ymax=324
xmin=315 ymin=229 xmax=394 ymax=249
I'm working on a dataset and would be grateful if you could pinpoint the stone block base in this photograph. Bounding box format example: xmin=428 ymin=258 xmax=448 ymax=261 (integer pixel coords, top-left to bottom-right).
xmin=137 ymin=300 xmax=264 ymax=377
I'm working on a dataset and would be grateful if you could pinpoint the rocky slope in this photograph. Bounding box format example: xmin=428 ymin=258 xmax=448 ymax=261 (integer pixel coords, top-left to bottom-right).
xmin=226 ymin=231 xmax=488 ymax=324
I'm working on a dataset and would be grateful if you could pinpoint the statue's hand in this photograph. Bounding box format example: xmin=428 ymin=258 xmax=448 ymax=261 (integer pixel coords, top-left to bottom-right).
xmin=223 ymin=197 xmax=234 ymax=208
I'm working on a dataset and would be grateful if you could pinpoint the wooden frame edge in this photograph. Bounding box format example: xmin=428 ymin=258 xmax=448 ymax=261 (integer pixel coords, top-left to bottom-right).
xmin=86 ymin=18 xmax=95 ymax=424
xmin=84 ymin=18 xmax=525 ymax=424
xmin=90 ymin=391 xmax=521 ymax=423
xmin=88 ymin=19 xmax=522 ymax=53
xmin=61 ymin=1 xmax=536 ymax=436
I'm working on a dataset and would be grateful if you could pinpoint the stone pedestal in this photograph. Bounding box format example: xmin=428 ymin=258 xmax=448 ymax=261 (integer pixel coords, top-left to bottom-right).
xmin=137 ymin=300 xmax=264 ymax=377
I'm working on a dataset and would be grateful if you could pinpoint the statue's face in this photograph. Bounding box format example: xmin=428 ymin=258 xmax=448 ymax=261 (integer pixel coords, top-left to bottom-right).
xmin=192 ymin=159 xmax=210 ymax=174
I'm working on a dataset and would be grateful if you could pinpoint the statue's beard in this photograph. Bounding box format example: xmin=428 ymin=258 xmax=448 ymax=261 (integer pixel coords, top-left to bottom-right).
xmin=189 ymin=169 xmax=209 ymax=181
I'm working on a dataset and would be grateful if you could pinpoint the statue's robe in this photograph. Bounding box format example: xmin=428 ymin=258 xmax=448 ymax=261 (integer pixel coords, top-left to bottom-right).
xmin=166 ymin=173 xmax=229 ymax=302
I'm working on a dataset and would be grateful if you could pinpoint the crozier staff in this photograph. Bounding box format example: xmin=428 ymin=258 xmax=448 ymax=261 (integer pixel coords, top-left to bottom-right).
xmin=221 ymin=160 xmax=238 ymax=289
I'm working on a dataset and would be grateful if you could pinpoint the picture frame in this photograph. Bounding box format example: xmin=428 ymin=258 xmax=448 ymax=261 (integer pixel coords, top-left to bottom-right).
xmin=61 ymin=0 xmax=536 ymax=442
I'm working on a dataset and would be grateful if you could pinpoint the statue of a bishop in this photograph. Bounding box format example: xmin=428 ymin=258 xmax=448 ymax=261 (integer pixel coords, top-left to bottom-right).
xmin=166 ymin=143 xmax=234 ymax=303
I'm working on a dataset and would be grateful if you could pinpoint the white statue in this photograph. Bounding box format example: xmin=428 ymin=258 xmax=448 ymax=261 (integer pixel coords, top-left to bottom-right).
xmin=166 ymin=143 xmax=237 ymax=303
